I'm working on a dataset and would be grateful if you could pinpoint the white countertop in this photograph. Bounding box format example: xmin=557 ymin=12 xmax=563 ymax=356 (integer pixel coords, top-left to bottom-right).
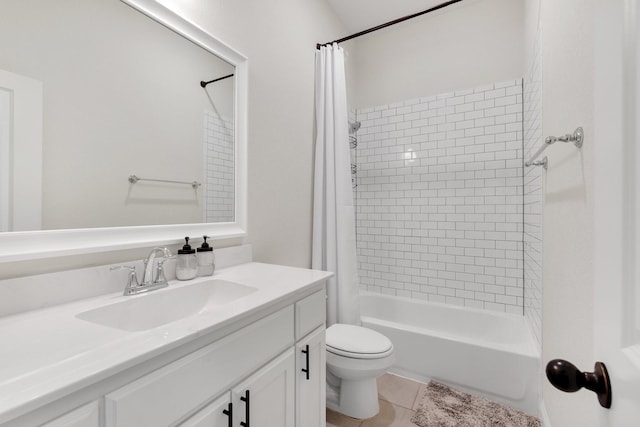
xmin=0 ymin=262 xmax=332 ymax=423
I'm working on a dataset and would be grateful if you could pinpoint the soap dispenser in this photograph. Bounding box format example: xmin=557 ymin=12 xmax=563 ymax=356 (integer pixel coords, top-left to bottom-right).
xmin=176 ymin=237 xmax=197 ymax=280
xmin=196 ymin=235 xmax=215 ymax=277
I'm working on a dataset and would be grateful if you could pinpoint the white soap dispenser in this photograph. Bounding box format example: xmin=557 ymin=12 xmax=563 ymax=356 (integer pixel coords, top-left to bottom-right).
xmin=176 ymin=236 xmax=197 ymax=280
xmin=196 ymin=235 xmax=215 ymax=277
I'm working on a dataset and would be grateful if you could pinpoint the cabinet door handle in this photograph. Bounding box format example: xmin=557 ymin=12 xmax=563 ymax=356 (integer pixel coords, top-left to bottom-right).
xmin=222 ymin=402 xmax=233 ymax=427
xmin=301 ymin=344 xmax=310 ymax=380
xmin=240 ymin=390 xmax=250 ymax=427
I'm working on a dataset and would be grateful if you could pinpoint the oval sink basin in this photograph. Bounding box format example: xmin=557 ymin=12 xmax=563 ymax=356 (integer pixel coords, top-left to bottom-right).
xmin=76 ymin=279 xmax=257 ymax=332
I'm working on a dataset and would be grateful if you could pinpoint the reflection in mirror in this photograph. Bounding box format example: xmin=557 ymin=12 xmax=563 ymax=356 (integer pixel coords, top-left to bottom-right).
xmin=0 ymin=0 xmax=235 ymax=231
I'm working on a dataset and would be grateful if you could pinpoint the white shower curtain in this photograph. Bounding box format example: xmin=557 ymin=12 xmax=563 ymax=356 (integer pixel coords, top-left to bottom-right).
xmin=312 ymin=44 xmax=361 ymax=326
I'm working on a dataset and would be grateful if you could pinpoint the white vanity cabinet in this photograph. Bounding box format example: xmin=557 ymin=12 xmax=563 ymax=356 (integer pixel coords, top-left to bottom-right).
xmin=178 ymin=393 xmax=232 ymax=427
xmin=40 ymin=401 xmax=100 ymax=427
xmin=101 ymin=289 xmax=326 ymax=427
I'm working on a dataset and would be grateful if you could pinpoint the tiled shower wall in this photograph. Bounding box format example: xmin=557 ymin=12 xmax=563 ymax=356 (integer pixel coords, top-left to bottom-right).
xmin=203 ymin=111 xmax=234 ymax=223
xmin=523 ymin=34 xmax=543 ymax=348
xmin=354 ymin=79 xmax=524 ymax=313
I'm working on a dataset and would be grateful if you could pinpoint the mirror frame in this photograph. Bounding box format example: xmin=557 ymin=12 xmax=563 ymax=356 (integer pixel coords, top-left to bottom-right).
xmin=0 ymin=0 xmax=248 ymax=262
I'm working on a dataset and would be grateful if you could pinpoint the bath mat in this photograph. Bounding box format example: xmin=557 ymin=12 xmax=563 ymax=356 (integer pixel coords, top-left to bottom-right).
xmin=411 ymin=381 xmax=540 ymax=427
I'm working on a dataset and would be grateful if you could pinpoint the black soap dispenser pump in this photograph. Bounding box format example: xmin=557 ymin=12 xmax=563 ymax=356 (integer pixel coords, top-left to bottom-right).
xmin=176 ymin=237 xmax=197 ymax=280
xmin=196 ymin=235 xmax=215 ymax=277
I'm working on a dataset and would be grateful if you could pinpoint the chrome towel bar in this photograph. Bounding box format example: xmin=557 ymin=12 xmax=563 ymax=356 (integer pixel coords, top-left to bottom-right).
xmin=128 ymin=174 xmax=201 ymax=189
xmin=525 ymin=126 xmax=584 ymax=170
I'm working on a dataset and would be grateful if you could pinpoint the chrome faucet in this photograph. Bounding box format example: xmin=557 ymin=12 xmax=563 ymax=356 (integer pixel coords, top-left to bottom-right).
xmin=141 ymin=247 xmax=172 ymax=287
xmin=111 ymin=247 xmax=173 ymax=296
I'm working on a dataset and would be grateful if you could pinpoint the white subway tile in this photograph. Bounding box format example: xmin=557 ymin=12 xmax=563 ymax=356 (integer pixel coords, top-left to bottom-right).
xmin=355 ymin=78 xmax=525 ymax=315
xmin=506 ymin=104 xmax=521 ymax=114
xmin=506 ymin=122 xmax=522 ymax=132
xmin=465 ymin=127 xmax=485 ymax=137
xmin=447 ymin=96 xmax=466 ymax=106
xmin=455 ymin=87 xmax=474 ymax=96
xmin=455 ymin=103 xmax=475 ymax=114
xmin=465 ymin=92 xmax=485 ymax=103
xmin=495 ymin=80 xmax=518 ymax=89
xmin=455 ymin=136 xmax=476 ymax=147
xmin=456 ymin=119 xmax=476 ymax=130
xmin=474 ymin=99 xmax=495 ymax=110
xmin=484 ymin=88 xmax=506 ymax=99
xmin=464 ymin=109 xmax=484 ymax=120
xmin=485 ymin=106 xmax=506 ymax=117
xmin=446 ymin=112 xmax=465 ymax=123
xmin=437 ymin=91 xmax=455 ymax=100
xmin=496 ymin=114 xmax=518 ymax=126
xmin=474 ymin=83 xmax=495 ymax=93
xmin=437 ymin=106 xmax=456 ymax=116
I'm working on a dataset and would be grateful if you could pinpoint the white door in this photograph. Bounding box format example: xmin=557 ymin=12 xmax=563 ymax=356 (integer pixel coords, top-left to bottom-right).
xmin=232 ymin=348 xmax=295 ymax=427
xmin=0 ymin=69 xmax=42 ymax=232
xmin=593 ymin=0 xmax=640 ymax=424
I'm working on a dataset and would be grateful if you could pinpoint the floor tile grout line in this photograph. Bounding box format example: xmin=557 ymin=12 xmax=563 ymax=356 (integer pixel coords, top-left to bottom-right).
xmin=411 ymin=384 xmax=425 ymax=411
xmin=329 ymin=373 xmax=428 ymax=426
xmin=379 ymin=395 xmax=416 ymax=411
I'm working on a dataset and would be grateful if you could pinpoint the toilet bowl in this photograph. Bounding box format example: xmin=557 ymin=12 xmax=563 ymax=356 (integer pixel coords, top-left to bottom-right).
xmin=325 ymin=323 xmax=395 ymax=419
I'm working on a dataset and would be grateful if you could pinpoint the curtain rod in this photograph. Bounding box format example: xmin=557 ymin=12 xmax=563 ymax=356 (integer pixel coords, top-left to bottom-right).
xmin=316 ymin=0 xmax=464 ymax=49
xmin=200 ymin=73 xmax=234 ymax=88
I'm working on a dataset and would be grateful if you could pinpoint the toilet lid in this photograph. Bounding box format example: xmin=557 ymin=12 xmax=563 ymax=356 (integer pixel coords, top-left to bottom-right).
xmin=326 ymin=324 xmax=393 ymax=359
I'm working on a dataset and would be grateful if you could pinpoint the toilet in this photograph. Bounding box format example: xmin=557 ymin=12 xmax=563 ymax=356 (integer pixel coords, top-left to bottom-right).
xmin=325 ymin=323 xmax=395 ymax=419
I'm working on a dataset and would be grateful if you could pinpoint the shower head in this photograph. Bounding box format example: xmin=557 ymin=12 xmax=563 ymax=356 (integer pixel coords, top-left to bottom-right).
xmin=349 ymin=121 xmax=361 ymax=134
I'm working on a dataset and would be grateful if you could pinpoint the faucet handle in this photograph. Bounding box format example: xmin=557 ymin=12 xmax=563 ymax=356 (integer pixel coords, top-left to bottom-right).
xmin=110 ymin=265 xmax=141 ymax=296
xmin=153 ymin=257 xmax=175 ymax=284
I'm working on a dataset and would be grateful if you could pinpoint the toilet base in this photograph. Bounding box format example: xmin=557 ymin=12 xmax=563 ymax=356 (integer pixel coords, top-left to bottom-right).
xmin=325 ymin=323 xmax=395 ymax=420
xmin=326 ymin=377 xmax=380 ymax=419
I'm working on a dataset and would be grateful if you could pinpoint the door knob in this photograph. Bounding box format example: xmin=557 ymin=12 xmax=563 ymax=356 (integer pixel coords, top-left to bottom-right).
xmin=545 ymin=359 xmax=612 ymax=408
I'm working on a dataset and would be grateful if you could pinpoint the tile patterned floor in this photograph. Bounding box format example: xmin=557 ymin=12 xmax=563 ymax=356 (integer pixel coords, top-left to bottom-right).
xmin=326 ymin=373 xmax=427 ymax=427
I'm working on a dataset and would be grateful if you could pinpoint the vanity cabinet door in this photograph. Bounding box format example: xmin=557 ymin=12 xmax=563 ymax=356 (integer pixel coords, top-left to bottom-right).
xmin=104 ymin=306 xmax=293 ymax=427
xmin=296 ymin=326 xmax=326 ymax=427
xmin=179 ymin=392 xmax=232 ymax=427
xmin=41 ymin=401 xmax=100 ymax=427
xmin=232 ymin=348 xmax=295 ymax=427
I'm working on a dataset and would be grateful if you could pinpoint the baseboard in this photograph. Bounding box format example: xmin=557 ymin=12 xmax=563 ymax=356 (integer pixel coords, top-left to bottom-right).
xmin=540 ymin=400 xmax=552 ymax=427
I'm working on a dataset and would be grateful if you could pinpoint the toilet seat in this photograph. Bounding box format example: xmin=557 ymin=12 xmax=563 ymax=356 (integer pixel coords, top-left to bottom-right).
xmin=326 ymin=324 xmax=394 ymax=359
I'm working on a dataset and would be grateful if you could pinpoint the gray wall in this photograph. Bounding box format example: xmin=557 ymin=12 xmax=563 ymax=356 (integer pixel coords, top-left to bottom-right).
xmin=350 ymin=0 xmax=525 ymax=110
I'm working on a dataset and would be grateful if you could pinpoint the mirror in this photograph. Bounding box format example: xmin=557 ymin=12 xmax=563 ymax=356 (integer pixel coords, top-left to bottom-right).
xmin=0 ymin=0 xmax=239 ymax=231
xmin=0 ymin=0 xmax=247 ymax=261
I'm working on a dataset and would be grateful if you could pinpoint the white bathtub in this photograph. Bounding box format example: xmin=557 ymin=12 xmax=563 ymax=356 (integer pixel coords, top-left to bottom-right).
xmin=360 ymin=293 xmax=540 ymax=415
